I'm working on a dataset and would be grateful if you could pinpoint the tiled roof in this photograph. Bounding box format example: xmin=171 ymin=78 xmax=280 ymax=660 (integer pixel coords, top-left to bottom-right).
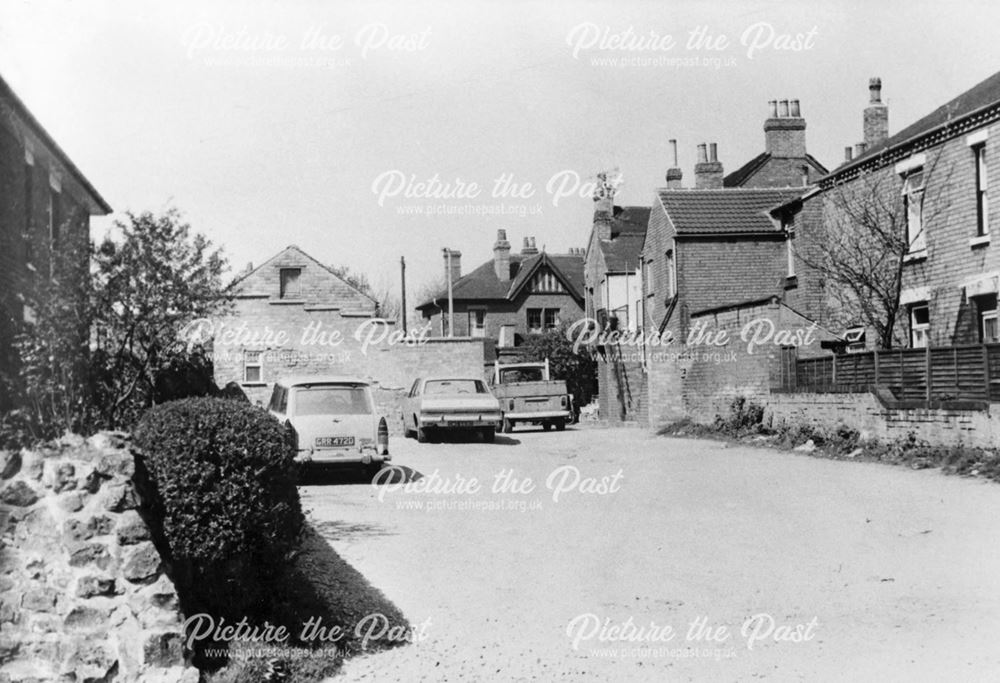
xmin=657 ymin=188 xmax=805 ymax=234
xmin=599 ymin=233 xmax=646 ymax=272
xmin=610 ymin=205 xmax=650 ymax=236
xmin=417 ymin=251 xmax=584 ymax=309
xmin=832 ymin=69 xmax=1000 ymax=177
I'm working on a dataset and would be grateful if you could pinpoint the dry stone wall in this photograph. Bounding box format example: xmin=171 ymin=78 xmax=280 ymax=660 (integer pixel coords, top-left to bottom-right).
xmin=0 ymin=433 xmax=196 ymax=682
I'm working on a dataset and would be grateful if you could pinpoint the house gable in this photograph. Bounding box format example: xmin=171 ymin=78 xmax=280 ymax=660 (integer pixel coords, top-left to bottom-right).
xmin=231 ymin=245 xmax=377 ymax=312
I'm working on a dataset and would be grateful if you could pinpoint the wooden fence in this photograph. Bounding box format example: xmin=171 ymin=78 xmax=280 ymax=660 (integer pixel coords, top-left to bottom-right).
xmin=776 ymin=344 xmax=1000 ymax=403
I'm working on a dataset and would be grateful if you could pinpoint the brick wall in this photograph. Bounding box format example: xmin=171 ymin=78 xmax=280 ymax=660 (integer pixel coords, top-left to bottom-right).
xmin=596 ymin=354 xmax=647 ymax=424
xmin=645 ymin=300 xmax=838 ymax=427
xmin=766 ymin=391 xmax=1000 ymax=449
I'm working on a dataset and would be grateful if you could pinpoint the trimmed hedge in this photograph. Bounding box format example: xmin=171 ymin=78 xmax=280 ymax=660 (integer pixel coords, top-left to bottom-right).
xmin=133 ymin=397 xmax=303 ymax=627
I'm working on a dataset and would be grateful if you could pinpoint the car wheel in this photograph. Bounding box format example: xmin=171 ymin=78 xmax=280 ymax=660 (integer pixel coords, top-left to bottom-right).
xmin=481 ymin=428 xmax=495 ymax=443
xmin=555 ymin=419 xmax=566 ymax=431
xmin=542 ymin=421 xmax=552 ymax=431
xmin=502 ymin=418 xmax=514 ymax=433
xmin=366 ymin=463 xmax=384 ymax=479
xmin=416 ymin=424 xmax=428 ymax=443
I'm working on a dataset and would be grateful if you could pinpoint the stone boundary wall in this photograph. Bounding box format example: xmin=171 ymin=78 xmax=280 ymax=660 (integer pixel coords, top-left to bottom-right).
xmin=0 ymin=433 xmax=195 ymax=682
xmin=766 ymin=392 xmax=1000 ymax=449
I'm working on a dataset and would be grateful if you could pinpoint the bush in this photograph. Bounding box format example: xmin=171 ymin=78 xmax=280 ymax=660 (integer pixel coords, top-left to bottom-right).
xmin=713 ymin=396 xmax=766 ymax=437
xmin=133 ymin=397 xmax=303 ymax=625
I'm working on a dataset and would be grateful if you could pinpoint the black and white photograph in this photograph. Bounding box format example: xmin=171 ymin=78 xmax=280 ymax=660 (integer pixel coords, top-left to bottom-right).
xmin=2 ymin=1 xmax=1000 ymax=680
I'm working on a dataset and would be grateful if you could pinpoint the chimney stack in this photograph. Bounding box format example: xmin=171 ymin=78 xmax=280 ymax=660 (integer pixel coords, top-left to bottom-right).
xmin=493 ymin=229 xmax=511 ymax=280
xmin=863 ymin=76 xmax=889 ymax=149
xmin=522 ymin=236 xmax=539 ymax=256
xmin=593 ymin=171 xmax=616 ymax=240
xmin=764 ymin=97 xmax=807 ymax=158
xmin=665 ymin=138 xmax=683 ymax=189
xmin=443 ymin=249 xmax=461 ymax=284
xmin=854 ymin=142 xmax=868 ymax=157
xmin=694 ymin=142 xmax=724 ymax=189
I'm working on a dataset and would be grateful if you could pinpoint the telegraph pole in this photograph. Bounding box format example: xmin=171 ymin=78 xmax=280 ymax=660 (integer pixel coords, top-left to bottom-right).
xmin=400 ymin=256 xmax=407 ymax=335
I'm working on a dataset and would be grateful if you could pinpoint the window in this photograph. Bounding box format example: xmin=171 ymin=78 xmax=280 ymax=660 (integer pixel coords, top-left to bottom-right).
xmin=785 ymin=230 xmax=795 ymax=278
xmin=527 ymin=308 xmax=542 ymax=332
xmin=544 ymin=309 xmax=559 ymax=330
xmin=243 ymin=350 xmax=263 ymax=383
xmin=279 ymin=268 xmax=301 ymax=298
xmin=294 ymin=385 xmax=372 ymax=416
xmin=424 ymin=379 xmax=488 ymax=395
xmin=23 ymin=159 xmax=34 ymax=265
xmin=975 ymin=144 xmax=990 ymax=237
xmin=267 ymin=384 xmax=288 ymax=414
xmin=910 ymin=304 xmax=930 ymax=348
xmin=979 ymin=296 xmax=999 ymax=343
xmin=665 ymin=249 xmax=676 ymax=299
xmin=527 ymin=308 xmax=558 ymax=333
xmin=902 ymin=169 xmax=926 ymax=253
xmin=469 ymin=309 xmax=486 ymax=338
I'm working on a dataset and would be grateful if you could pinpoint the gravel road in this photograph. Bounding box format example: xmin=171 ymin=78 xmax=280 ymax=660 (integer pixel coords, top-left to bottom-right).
xmin=303 ymin=426 xmax=1000 ymax=682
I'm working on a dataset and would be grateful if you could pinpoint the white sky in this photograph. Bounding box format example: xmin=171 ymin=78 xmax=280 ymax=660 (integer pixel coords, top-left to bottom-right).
xmin=2 ymin=0 xmax=999 ymax=303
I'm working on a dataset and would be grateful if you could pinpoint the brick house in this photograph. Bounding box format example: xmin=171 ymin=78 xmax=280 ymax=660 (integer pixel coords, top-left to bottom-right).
xmin=0 ymin=74 xmax=112 ymax=408
xmin=778 ymin=73 xmax=1000 ymax=350
xmin=415 ymin=230 xmax=585 ymax=349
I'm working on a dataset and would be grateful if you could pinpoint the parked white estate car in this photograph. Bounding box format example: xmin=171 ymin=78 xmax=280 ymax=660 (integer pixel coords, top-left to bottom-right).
xmin=267 ymin=376 xmax=390 ymax=474
xmin=402 ymin=377 xmax=502 ymax=443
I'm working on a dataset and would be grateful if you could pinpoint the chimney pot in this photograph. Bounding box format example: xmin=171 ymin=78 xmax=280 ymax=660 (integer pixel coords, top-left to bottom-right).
xmin=694 ymin=143 xmax=723 ymax=189
xmin=779 ymin=100 xmax=790 ymax=117
xmin=869 ymin=77 xmax=882 ymax=103
xmin=790 ymin=99 xmax=801 ymax=117
xmin=855 ymin=142 xmax=867 ymax=157
xmin=844 ymin=146 xmax=853 ymax=161
xmin=696 ymin=143 xmax=708 ymax=163
xmin=768 ymin=100 xmax=778 ymax=117
xmin=669 ymin=138 xmax=678 ymax=167
xmin=709 ymin=142 xmax=718 ymax=163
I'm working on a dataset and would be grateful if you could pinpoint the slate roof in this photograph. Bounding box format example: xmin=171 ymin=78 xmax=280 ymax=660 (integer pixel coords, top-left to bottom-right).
xmin=656 ymin=188 xmax=805 ymax=235
xmin=597 ymin=205 xmax=650 ymax=272
xmin=831 ymin=69 xmax=1000 ymax=178
xmin=417 ymin=251 xmax=585 ymax=309
xmin=723 ymin=152 xmax=828 ymax=188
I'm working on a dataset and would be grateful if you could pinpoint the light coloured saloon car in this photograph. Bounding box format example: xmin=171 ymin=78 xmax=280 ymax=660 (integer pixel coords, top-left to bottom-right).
xmin=402 ymin=377 xmax=502 ymax=443
xmin=267 ymin=376 xmax=389 ymax=474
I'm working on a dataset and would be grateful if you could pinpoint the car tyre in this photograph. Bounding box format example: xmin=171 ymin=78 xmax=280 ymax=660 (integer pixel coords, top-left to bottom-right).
xmin=416 ymin=417 xmax=428 ymax=443
xmin=542 ymin=421 xmax=552 ymax=431
xmin=481 ymin=428 xmax=495 ymax=443
xmin=502 ymin=418 xmax=514 ymax=433
xmin=555 ymin=419 xmax=566 ymax=431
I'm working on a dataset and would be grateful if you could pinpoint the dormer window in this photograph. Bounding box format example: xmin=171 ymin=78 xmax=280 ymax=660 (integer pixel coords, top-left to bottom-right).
xmin=279 ymin=268 xmax=301 ymax=298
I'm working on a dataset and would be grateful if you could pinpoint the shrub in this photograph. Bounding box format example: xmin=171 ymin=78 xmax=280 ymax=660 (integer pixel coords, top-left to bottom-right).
xmin=133 ymin=397 xmax=303 ymax=624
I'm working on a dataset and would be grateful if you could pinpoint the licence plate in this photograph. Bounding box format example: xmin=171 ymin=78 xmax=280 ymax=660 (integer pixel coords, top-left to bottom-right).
xmin=316 ymin=436 xmax=355 ymax=447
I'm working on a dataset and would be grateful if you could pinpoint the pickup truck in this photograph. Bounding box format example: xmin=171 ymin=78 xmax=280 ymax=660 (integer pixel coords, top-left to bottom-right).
xmin=491 ymin=360 xmax=573 ymax=433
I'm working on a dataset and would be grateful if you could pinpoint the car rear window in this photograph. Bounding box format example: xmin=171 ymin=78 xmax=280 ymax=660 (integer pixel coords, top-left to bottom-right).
xmin=294 ymin=385 xmax=372 ymax=416
xmin=424 ymin=380 xmax=488 ymax=395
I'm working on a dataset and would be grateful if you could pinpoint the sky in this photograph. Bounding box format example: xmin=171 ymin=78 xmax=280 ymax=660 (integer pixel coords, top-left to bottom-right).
xmin=2 ymin=0 xmax=1000 ymax=306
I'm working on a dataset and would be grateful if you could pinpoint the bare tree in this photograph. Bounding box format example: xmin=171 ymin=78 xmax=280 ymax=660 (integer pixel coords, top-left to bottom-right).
xmin=797 ymin=150 xmax=952 ymax=349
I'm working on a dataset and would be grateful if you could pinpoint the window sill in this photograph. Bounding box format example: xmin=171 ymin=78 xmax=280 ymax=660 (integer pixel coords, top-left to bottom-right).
xmin=903 ymin=250 xmax=928 ymax=264
xmin=269 ymin=298 xmax=305 ymax=305
xmin=970 ymin=235 xmax=991 ymax=248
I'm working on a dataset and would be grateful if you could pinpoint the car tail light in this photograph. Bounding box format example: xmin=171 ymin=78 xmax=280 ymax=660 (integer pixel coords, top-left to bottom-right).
xmin=508 ymin=399 xmax=515 ymax=411
xmin=377 ymin=418 xmax=389 ymax=455
xmin=560 ymin=395 xmax=568 ymax=408
xmin=285 ymin=420 xmax=299 ymax=451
